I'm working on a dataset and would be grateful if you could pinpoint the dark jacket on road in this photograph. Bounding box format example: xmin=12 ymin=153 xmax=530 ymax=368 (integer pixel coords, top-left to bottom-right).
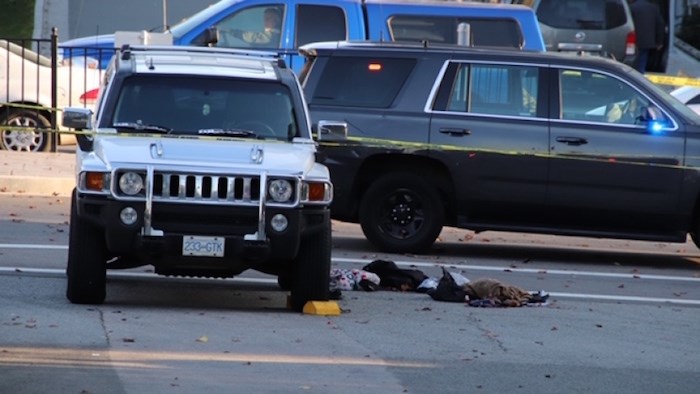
xmin=629 ymin=0 xmax=665 ymax=49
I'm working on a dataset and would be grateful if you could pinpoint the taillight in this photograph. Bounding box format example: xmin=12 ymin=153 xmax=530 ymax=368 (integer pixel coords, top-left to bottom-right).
xmin=625 ymin=31 xmax=636 ymax=56
xmin=80 ymin=88 xmax=99 ymax=105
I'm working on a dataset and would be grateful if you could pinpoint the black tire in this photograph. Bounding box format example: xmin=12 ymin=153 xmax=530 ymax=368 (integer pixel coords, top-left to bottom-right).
xmin=359 ymin=174 xmax=444 ymax=254
xmin=289 ymin=215 xmax=332 ymax=312
xmin=0 ymin=109 xmax=52 ymax=152
xmin=66 ymin=189 xmax=108 ymax=304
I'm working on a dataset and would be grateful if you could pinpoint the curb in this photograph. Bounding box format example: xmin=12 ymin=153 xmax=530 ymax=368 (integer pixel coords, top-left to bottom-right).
xmin=0 ymin=151 xmax=75 ymax=197
xmin=0 ymin=174 xmax=74 ymax=197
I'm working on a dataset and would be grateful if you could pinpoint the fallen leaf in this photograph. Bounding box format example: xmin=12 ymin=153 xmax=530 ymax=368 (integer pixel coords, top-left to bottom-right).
xmin=196 ymin=336 xmax=209 ymax=343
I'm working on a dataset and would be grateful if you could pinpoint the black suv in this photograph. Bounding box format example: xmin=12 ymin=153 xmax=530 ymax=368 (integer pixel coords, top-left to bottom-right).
xmin=299 ymin=41 xmax=700 ymax=254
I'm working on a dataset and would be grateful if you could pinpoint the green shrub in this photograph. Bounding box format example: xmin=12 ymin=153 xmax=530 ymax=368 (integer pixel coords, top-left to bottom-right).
xmin=0 ymin=0 xmax=35 ymax=39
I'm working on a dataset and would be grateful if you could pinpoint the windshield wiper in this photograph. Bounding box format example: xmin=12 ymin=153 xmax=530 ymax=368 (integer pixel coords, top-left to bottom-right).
xmin=113 ymin=122 xmax=172 ymax=134
xmin=197 ymin=128 xmax=259 ymax=139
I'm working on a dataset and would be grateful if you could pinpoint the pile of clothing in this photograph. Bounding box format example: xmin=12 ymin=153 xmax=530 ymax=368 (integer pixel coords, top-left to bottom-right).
xmin=330 ymin=259 xmax=549 ymax=307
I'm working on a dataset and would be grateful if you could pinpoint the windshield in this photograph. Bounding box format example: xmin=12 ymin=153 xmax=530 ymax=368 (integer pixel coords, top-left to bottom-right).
xmin=169 ymin=0 xmax=239 ymax=39
xmin=111 ymin=75 xmax=298 ymax=140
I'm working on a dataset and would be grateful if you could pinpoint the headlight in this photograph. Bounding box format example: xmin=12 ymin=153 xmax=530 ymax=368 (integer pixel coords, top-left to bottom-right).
xmin=268 ymin=179 xmax=293 ymax=202
xmin=118 ymin=172 xmax=144 ymax=196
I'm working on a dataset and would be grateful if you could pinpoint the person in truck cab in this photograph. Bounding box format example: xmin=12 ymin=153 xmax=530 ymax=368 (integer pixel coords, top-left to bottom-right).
xmin=231 ymin=7 xmax=282 ymax=48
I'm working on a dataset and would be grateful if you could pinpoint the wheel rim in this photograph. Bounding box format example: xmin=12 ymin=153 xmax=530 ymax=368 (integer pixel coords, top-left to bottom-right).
xmin=2 ymin=115 xmax=45 ymax=152
xmin=376 ymin=188 xmax=426 ymax=240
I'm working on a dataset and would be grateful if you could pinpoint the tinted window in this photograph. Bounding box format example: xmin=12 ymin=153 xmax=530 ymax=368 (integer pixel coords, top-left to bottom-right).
xmin=536 ymin=0 xmax=627 ymax=30
xmin=311 ymin=57 xmax=416 ymax=108
xmin=688 ymin=94 xmax=700 ymax=105
xmin=296 ymin=5 xmax=346 ymax=47
xmin=439 ymin=63 xmax=539 ymax=117
xmin=389 ymin=16 xmax=522 ymax=48
xmin=558 ymin=69 xmax=649 ymax=125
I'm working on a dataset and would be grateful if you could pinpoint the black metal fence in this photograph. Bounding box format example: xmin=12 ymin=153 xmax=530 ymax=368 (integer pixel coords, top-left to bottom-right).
xmin=0 ymin=28 xmax=112 ymax=152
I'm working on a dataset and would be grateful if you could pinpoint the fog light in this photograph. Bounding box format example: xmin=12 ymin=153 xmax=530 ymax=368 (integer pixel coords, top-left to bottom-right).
xmin=120 ymin=207 xmax=138 ymax=225
xmin=270 ymin=214 xmax=288 ymax=232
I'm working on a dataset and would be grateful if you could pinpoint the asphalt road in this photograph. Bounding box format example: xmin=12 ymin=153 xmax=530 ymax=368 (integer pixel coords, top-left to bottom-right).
xmin=1 ymin=194 xmax=699 ymax=393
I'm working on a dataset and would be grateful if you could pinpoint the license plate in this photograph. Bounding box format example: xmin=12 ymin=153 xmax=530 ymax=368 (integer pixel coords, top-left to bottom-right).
xmin=182 ymin=236 xmax=225 ymax=257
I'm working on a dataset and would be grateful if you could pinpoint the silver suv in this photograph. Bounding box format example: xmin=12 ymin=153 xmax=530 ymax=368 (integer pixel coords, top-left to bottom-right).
xmin=62 ymin=45 xmax=333 ymax=312
xmin=515 ymin=0 xmax=636 ymax=66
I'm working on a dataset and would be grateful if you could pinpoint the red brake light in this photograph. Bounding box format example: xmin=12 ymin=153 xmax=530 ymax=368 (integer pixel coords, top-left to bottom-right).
xmin=80 ymin=88 xmax=99 ymax=105
xmin=625 ymin=31 xmax=636 ymax=56
xmin=368 ymin=63 xmax=382 ymax=72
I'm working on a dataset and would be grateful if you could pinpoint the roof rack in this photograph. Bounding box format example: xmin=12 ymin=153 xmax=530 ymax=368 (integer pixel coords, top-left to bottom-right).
xmin=119 ymin=44 xmax=282 ymax=63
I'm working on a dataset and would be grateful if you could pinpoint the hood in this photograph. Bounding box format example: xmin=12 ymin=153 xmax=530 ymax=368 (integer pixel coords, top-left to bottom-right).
xmin=61 ymin=34 xmax=116 ymax=48
xmin=91 ymin=135 xmax=316 ymax=175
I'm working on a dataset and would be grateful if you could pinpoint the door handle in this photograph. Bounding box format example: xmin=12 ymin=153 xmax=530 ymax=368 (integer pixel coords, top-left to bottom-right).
xmin=439 ymin=127 xmax=471 ymax=136
xmin=555 ymin=136 xmax=588 ymax=146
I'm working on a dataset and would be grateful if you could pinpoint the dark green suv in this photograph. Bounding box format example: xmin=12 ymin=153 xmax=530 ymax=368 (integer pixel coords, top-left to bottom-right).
xmin=299 ymin=41 xmax=700 ymax=254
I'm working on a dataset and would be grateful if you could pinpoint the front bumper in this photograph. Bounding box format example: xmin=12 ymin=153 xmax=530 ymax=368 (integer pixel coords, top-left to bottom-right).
xmin=76 ymin=193 xmax=329 ymax=273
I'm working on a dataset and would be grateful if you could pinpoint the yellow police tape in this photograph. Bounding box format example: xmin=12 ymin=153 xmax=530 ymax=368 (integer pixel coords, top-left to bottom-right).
xmin=645 ymin=73 xmax=700 ymax=88
xmin=1 ymin=71 xmax=699 ymax=169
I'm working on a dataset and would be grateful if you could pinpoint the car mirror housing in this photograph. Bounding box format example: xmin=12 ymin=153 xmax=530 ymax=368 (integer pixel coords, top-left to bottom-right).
xmin=314 ymin=120 xmax=348 ymax=141
xmin=643 ymin=106 xmax=673 ymax=134
xmin=62 ymin=107 xmax=94 ymax=151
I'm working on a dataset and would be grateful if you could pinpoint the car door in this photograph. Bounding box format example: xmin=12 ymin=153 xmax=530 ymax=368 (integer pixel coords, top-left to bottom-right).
xmin=547 ymin=66 xmax=685 ymax=235
xmin=428 ymin=60 xmax=550 ymax=227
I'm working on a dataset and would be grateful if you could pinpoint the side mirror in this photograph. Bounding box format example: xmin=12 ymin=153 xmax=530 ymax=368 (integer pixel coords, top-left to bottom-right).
xmin=62 ymin=107 xmax=94 ymax=151
xmin=642 ymin=106 xmax=673 ymax=134
xmin=313 ymin=120 xmax=348 ymax=141
xmin=203 ymin=27 xmax=219 ymax=47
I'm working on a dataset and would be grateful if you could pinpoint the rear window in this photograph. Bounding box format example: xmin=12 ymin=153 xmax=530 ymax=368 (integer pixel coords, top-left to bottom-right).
xmin=310 ymin=56 xmax=416 ymax=108
xmin=389 ymin=16 xmax=523 ymax=48
xmin=535 ymin=0 xmax=627 ymax=30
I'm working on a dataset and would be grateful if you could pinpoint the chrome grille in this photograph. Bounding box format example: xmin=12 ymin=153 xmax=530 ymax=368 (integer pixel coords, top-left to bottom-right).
xmin=153 ymin=172 xmax=261 ymax=203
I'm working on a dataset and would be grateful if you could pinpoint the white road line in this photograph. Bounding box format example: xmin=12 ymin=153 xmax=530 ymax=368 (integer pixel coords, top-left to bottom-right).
xmin=2 ymin=245 xmax=699 ymax=282
xmin=0 ymin=244 xmax=68 ymax=250
xmin=1 ymin=267 xmax=699 ymax=306
xmin=333 ymin=257 xmax=700 ymax=282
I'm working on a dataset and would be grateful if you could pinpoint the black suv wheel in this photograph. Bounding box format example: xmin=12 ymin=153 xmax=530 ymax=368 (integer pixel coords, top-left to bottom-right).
xmin=359 ymin=174 xmax=444 ymax=254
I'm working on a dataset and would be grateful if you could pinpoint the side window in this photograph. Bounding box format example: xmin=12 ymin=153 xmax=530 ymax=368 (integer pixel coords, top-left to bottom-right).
xmin=296 ymin=5 xmax=346 ymax=47
xmin=441 ymin=63 xmax=539 ymax=117
xmin=310 ymin=57 xmax=416 ymax=108
xmin=558 ymin=69 xmax=649 ymax=125
xmin=389 ymin=16 xmax=522 ymax=48
xmin=204 ymin=5 xmax=284 ymax=49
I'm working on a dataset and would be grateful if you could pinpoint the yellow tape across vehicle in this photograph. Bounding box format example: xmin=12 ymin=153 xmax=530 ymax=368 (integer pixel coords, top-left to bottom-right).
xmin=645 ymin=73 xmax=700 ymax=88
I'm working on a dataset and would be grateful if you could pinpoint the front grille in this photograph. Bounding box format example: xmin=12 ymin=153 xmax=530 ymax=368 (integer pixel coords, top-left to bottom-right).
xmin=153 ymin=172 xmax=261 ymax=203
xmin=112 ymin=169 xmax=299 ymax=207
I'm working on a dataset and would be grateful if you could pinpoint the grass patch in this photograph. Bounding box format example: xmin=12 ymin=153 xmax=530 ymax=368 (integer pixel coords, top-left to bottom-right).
xmin=0 ymin=0 xmax=35 ymax=40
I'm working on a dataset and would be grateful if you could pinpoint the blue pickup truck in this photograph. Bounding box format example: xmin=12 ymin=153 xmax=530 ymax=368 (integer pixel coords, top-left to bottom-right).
xmin=61 ymin=0 xmax=545 ymax=71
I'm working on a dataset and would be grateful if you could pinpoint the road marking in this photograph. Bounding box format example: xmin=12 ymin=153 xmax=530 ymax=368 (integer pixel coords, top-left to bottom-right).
xmin=333 ymin=257 xmax=700 ymax=283
xmin=1 ymin=266 xmax=699 ymax=306
xmin=1 ymin=246 xmax=698 ymax=282
xmin=0 ymin=244 xmax=68 ymax=250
